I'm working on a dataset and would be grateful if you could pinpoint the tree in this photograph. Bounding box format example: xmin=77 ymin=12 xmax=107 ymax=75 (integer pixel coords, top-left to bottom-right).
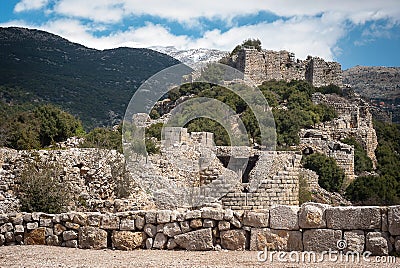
xmin=230 ymin=39 xmax=262 ymax=55
xmin=302 ymin=153 xmax=345 ymax=192
xmin=342 ymin=137 xmax=373 ymax=174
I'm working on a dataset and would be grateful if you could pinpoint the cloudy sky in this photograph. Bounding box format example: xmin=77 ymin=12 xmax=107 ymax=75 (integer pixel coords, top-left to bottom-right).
xmin=1 ymin=0 xmax=399 ymax=69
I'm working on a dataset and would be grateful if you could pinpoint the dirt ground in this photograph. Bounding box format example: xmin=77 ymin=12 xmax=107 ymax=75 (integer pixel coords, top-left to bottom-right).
xmin=0 ymin=245 xmax=398 ymax=268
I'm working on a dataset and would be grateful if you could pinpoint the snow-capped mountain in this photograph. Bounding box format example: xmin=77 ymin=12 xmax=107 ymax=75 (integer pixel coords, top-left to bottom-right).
xmin=149 ymin=46 xmax=228 ymax=67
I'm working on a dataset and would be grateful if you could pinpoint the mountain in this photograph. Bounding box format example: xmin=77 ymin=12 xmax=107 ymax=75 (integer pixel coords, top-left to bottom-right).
xmin=0 ymin=27 xmax=180 ymax=128
xmin=150 ymin=46 xmax=228 ymax=67
xmin=343 ymin=66 xmax=400 ymax=100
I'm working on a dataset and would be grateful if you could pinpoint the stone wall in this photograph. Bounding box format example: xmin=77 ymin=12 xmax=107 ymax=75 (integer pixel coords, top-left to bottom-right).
xmin=231 ymin=48 xmax=342 ymax=87
xmin=0 ymin=204 xmax=399 ymax=255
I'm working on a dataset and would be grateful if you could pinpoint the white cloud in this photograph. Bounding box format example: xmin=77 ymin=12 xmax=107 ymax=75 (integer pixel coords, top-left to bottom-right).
xmin=14 ymin=0 xmax=49 ymax=13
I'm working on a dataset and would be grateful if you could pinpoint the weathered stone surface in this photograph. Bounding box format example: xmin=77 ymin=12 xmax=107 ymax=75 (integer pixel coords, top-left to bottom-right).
xmin=344 ymin=230 xmax=365 ymax=253
xmin=26 ymin=222 xmax=38 ymax=230
xmin=250 ymin=228 xmax=302 ymax=251
xmin=395 ymin=236 xmax=400 ymax=253
xmin=14 ymin=225 xmax=24 ymax=234
xmin=185 ymin=210 xmax=201 ymax=220
xmin=46 ymin=235 xmax=60 ymax=246
xmin=230 ymin=216 xmax=242 ymax=228
xmin=203 ymin=219 xmax=216 ymax=228
xmin=25 ymin=227 xmax=46 ymax=245
xmin=63 ymin=230 xmax=78 ymax=241
xmin=135 ymin=216 xmax=145 ymax=230
xmin=220 ymin=230 xmax=246 ymax=250
xmin=243 ymin=211 xmax=269 ymax=228
xmin=303 ymin=229 xmax=342 ymax=251
xmin=299 ymin=202 xmax=330 ymax=229
xmin=145 ymin=237 xmax=153 ymax=249
xmin=366 ymin=232 xmax=389 ymax=255
xmin=167 ymin=238 xmax=177 ymax=249
xmin=39 ymin=218 xmax=53 ymax=227
xmin=157 ymin=210 xmax=171 ymax=224
xmin=174 ymin=228 xmax=213 ymax=251
xmin=145 ymin=211 xmax=157 ymax=224
xmin=144 ymin=224 xmax=157 ymax=238
xmin=78 ymin=227 xmax=107 ymax=249
xmin=224 ymin=209 xmax=234 ymax=221
xmin=156 ymin=224 xmax=164 ymax=233
xmin=65 ymin=240 xmax=78 ymax=248
xmin=87 ymin=213 xmax=102 ymax=227
xmin=54 ymin=224 xmax=66 ymax=235
xmin=100 ymin=214 xmax=119 ymax=230
xmin=388 ymin=206 xmax=400 ymax=236
xmin=5 ymin=232 xmax=14 ymax=243
xmin=112 ymin=231 xmax=145 ymax=250
xmin=120 ymin=218 xmax=135 ymax=231
xmin=190 ymin=219 xmax=203 ymax=229
xmin=180 ymin=221 xmax=191 ymax=233
xmin=73 ymin=213 xmax=88 ymax=226
xmin=269 ymin=205 xmax=299 ymax=230
xmin=153 ymin=233 xmax=167 ymax=249
xmin=1 ymin=222 xmax=13 ymax=233
xmin=65 ymin=222 xmax=80 ymax=230
xmin=0 ymin=234 xmax=4 ymax=246
xmin=326 ymin=207 xmax=381 ymax=230
xmin=163 ymin=222 xmax=182 ymax=237
xmin=218 ymin=220 xmax=230 ymax=231
xmin=201 ymin=208 xmax=224 ymax=221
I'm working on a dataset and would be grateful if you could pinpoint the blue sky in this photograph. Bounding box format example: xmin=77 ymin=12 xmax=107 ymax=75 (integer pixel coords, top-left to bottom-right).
xmin=1 ymin=0 xmax=399 ymax=69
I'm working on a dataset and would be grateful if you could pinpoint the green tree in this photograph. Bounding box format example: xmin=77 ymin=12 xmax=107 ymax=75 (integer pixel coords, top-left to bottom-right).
xmin=80 ymin=126 xmax=122 ymax=152
xmin=342 ymin=137 xmax=373 ymax=174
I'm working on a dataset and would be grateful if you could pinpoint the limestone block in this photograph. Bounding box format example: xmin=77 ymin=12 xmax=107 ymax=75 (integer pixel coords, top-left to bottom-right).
xmin=250 ymin=228 xmax=302 ymax=251
xmin=326 ymin=207 xmax=381 ymax=230
xmin=366 ymin=232 xmax=389 ymax=255
xmin=224 ymin=209 xmax=234 ymax=221
xmin=112 ymin=231 xmax=145 ymax=250
xmin=230 ymin=216 xmax=242 ymax=228
xmin=65 ymin=222 xmax=80 ymax=230
xmin=344 ymin=230 xmax=365 ymax=253
xmin=243 ymin=211 xmax=269 ymax=228
xmin=0 ymin=222 xmax=13 ymax=233
xmin=120 ymin=218 xmax=135 ymax=231
xmin=180 ymin=221 xmax=191 ymax=233
xmin=46 ymin=235 xmax=60 ymax=246
xmin=135 ymin=216 xmax=145 ymax=230
xmin=203 ymin=219 xmax=216 ymax=228
xmin=190 ymin=219 xmax=203 ymax=229
xmin=0 ymin=234 xmax=4 ymax=246
xmin=87 ymin=213 xmax=102 ymax=227
xmin=167 ymin=238 xmax=177 ymax=249
xmin=395 ymin=236 xmax=400 ymax=253
xmin=145 ymin=211 xmax=157 ymax=224
xmin=220 ymin=230 xmax=246 ymax=250
xmin=144 ymin=224 xmax=157 ymax=238
xmin=185 ymin=210 xmax=201 ymax=220
xmin=5 ymin=232 xmax=14 ymax=243
xmin=26 ymin=222 xmax=38 ymax=230
xmin=174 ymin=228 xmax=213 ymax=251
xmin=163 ymin=222 xmax=182 ymax=237
xmin=145 ymin=237 xmax=153 ymax=249
xmin=39 ymin=218 xmax=53 ymax=227
xmin=303 ymin=229 xmax=342 ymax=251
xmin=157 ymin=210 xmax=171 ymax=224
xmin=14 ymin=225 xmax=24 ymax=234
xmin=63 ymin=230 xmax=78 ymax=241
xmin=201 ymin=208 xmax=224 ymax=221
xmin=269 ymin=205 xmax=299 ymax=230
xmin=388 ymin=206 xmax=400 ymax=236
xmin=78 ymin=226 xmax=107 ymax=249
xmin=73 ymin=213 xmax=88 ymax=226
xmin=25 ymin=227 xmax=46 ymax=245
xmin=299 ymin=202 xmax=330 ymax=229
xmin=156 ymin=224 xmax=164 ymax=233
xmin=100 ymin=214 xmax=120 ymax=230
xmin=65 ymin=240 xmax=78 ymax=248
xmin=218 ymin=221 xmax=230 ymax=231
xmin=153 ymin=233 xmax=167 ymax=249
xmin=54 ymin=224 xmax=66 ymax=235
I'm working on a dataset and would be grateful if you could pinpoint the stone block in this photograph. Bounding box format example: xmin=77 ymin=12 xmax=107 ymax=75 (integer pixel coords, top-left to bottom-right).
xmin=54 ymin=224 xmax=66 ymax=235
xmin=1 ymin=222 xmax=13 ymax=233
xmin=0 ymin=234 xmax=4 ymax=246
xmin=326 ymin=207 xmax=381 ymax=230
xmin=25 ymin=227 xmax=46 ymax=245
xmin=120 ymin=218 xmax=135 ymax=231
xmin=303 ymin=229 xmax=342 ymax=251
xmin=366 ymin=232 xmax=389 ymax=255
xmin=201 ymin=208 xmax=224 ymax=221
xmin=87 ymin=213 xmax=102 ymax=227
xmin=250 ymin=228 xmax=302 ymax=251
xmin=180 ymin=221 xmax=191 ymax=233
xmin=174 ymin=228 xmax=213 ymax=251
xmin=14 ymin=225 xmax=24 ymax=234
xmin=144 ymin=224 xmax=157 ymax=238
xmin=243 ymin=211 xmax=269 ymax=228
xmin=78 ymin=226 xmax=107 ymax=249
xmin=65 ymin=240 xmax=78 ymax=248
xmin=220 ymin=230 xmax=246 ymax=250
xmin=203 ymin=219 xmax=216 ymax=228
xmin=269 ymin=205 xmax=299 ymax=230
xmin=388 ymin=206 xmax=400 ymax=236
xmin=218 ymin=221 xmax=230 ymax=231
xmin=190 ymin=219 xmax=203 ymax=229
xmin=145 ymin=211 xmax=157 ymax=224
xmin=135 ymin=216 xmax=145 ymax=230
xmin=73 ymin=213 xmax=88 ymax=226
xmin=153 ymin=233 xmax=167 ymax=249
xmin=100 ymin=214 xmax=120 ymax=230
xmin=185 ymin=210 xmax=201 ymax=220
xmin=112 ymin=231 xmax=146 ymax=250
xmin=63 ymin=230 xmax=78 ymax=241
xmin=299 ymin=202 xmax=330 ymax=229
xmin=395 ymin=236 xmax=400 ymax=253
xmin=145 ymin=237 xmax=153 ymax=249
xmin=65 ymin=222 xmax=80 ymax=230
xmin=344 ymin=230 xmax=365 ymax=253
xmin=46 ymin=235 xmax=60 ymax=246
xmin=5 ymin=232 xmax=14 ymax=243
xmin=157 ymin=210 xmax=171 ymax=224
xmin=163 ymin=222 xmax=182 ymax=237
xmin=167 ymin=238 xmax=177 ymax=249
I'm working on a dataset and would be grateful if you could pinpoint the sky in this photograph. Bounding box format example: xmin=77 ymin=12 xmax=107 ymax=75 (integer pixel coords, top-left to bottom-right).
xmin=1 ymin=0 xmax=400 ymax=69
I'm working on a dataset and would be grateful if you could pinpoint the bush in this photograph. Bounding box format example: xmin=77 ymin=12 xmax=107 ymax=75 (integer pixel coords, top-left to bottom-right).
xmin=298 ymin=175 xmax=312 ymax=204
xmin=80 ymin=125 xmax=122 ymax=152
xmin=302 ymin=153 xmax=345 ymax=192
xmin=342 ymin=137 xmax=373 ymax=174
xmin=18 ymin=160 xmax=69 ymax=213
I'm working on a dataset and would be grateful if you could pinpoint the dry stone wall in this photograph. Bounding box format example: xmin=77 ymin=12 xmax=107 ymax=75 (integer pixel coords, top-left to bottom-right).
xmin=0 ymin=203 xmax=399 ymax=255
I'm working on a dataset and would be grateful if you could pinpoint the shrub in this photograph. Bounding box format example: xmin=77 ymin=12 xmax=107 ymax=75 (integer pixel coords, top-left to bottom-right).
xmin=18 ymin=161 xmax=69 ymax=213
xmin=298 ymin=175 xmax=312 ymax=204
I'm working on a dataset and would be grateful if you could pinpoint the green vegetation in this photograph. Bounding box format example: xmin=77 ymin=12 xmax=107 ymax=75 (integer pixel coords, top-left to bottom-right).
xmin=230 ymin=39 xmax=262 ymax=55
xmin=18 ymin=160 xmax=69 ymax=213
xmin=298 ymin=174 xmax=312 ymax=204
xmin=80 ymin=126 xmax=122 ymax=153
xmin=302 ymin=153 xmax=345 ymax=192
xmin=342 ymin=137 xmax=373 ymax=174
xmin=345 ymin=121 xmax=400 ymax=205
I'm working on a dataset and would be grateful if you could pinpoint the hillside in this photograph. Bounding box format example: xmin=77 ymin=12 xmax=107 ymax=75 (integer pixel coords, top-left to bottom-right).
xmin=343 ymin=66 xmax=400 ymax=100
xmin=0 ymin=27 xmax=180 ymax=128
